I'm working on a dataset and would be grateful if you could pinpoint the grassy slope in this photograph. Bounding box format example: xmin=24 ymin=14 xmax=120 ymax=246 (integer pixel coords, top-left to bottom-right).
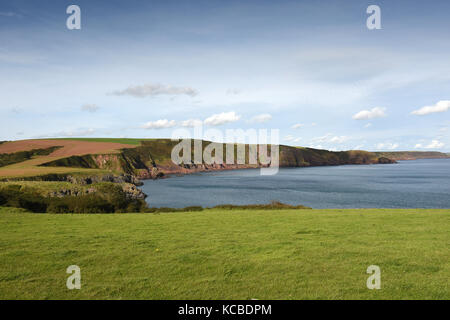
xmin=0 ymin=209 xmax=448 ymax=300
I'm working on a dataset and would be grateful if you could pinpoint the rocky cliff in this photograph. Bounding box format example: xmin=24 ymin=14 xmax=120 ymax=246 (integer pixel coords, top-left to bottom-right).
xmin=39 ymin=139 xmax=396 ymax=180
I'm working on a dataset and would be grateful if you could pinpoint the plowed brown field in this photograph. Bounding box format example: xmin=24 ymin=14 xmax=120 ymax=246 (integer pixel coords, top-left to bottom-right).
xmin=0 ymin=139 xmax=136 ymax=156
xmin=0 ymin=139 xmax=137 ymax=178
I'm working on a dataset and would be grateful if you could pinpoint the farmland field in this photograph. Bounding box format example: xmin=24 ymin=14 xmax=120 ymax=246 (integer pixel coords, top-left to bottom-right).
xmin=0 ymin=208 xmax=448 ymax=300
xmin=0 ymin=139 xmax=137 ymax=178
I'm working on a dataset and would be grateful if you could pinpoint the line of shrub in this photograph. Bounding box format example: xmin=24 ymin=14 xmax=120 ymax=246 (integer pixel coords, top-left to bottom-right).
xmin=0 ymin=146 xmax=62 ymax=167
xmin=142 ymin=202 xmax=310 ymax=213
xmin=144 ymin=206 xmax=204 ymax=213
xmin=212 ymin=201 xmax=311 ymax=210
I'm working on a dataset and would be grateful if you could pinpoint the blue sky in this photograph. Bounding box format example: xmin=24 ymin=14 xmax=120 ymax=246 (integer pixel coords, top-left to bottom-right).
xmin=1 ymin=0 xmax=449 ymax=151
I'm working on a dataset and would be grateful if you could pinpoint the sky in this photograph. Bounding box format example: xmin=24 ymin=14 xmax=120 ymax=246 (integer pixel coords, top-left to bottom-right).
xmin=0 ymin=0 xmax=449 ymax=152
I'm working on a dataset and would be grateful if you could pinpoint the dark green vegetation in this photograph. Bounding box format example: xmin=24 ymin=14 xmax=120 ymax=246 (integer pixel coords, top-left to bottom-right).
xmin=0 ymin=146 xmax=61 ymax=168
xmin=284 ymin=147 xmax=392 ymax=166
xmin=144 ymin=202 xmax=311 ymax=213
xmin=375 ymin=151 xmax=450 ymax=160
xmin=145 ymin=206 xmax=204 ymax=213
xmin=0 ymin=209 xmax=448 ymax=299
xmin=39 ymin=139 xmax=395 ymax=179
xmin=0 ymin=182 xmax=146 ymax=213
xmin=40 ymin=155 xmax=98 ymax=169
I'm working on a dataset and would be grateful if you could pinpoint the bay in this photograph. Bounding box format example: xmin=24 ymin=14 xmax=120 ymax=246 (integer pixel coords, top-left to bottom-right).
xmin=141 ymin=159 xmax=450 ymax=209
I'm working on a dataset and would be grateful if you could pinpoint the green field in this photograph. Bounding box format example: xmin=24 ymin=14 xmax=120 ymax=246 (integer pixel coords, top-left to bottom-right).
xmin=0 ymin=208 xmax=449 ymax=300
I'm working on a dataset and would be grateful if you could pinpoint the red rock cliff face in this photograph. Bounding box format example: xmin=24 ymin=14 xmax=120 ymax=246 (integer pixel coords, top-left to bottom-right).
xmin=136 ymin=162 xmax=265 ymax=179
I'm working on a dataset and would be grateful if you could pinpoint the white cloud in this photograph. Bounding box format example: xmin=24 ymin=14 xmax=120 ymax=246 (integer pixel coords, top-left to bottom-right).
xmin=181 ymin=119 xmax=203 ymax=127
xmin=43 ymin=128 xmax=96 ymax=138
xmin=284 ymin=135 xmax=301 ymax=143
xmin=112 ymin=83 xmax=198 ymax=98
xmin=415 ymin=140 xmax=445 ymax=149
xmin=311 ymin=134 xmax=332 ymax=143
xmin=250 ymin=113 xmax=272 ymax=123
xmin=425 ymin=140 xmax=444 ymax=149
xmin=204 ymin=111 xmax=241 ymax=126
xmin=376 ymin=142 xmax=399 ymax=150
xmin=311 ymin=134 xmax=349 ymax=144
xmin=142 ymin=119 xmax=177 ymax=129
xmin=226 ymin=88 xmax=242 ymax=95
xmin=364 ymin=123 xmax=372 ymax=128
xmin=411 ymin=100 xmax=450 ymax=116
xmin=329 ymin=136 xmax=349 ymax=144
xmin=81 ymin=104 xmax=100 ymax=113
xmin=352 ymin=107 xmax=386 ymax=120
xmin=291 ymin=123 xmax=304 ymax=129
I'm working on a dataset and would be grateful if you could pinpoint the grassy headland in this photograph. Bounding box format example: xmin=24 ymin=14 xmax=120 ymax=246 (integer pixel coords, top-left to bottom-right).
xmin=35 ymin=139 xmax=396 ymax=180
xmin=375 ymin=151 xmax=450 ymax=160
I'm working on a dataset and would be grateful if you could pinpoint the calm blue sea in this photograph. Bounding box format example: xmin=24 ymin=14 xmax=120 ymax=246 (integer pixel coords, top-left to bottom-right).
xmin=141 ymin=159 xmax=450 ymax=209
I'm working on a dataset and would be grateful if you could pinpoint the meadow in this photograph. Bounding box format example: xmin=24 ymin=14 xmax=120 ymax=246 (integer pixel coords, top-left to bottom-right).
xmin=0 ymin=208 xmax=448 ymax=300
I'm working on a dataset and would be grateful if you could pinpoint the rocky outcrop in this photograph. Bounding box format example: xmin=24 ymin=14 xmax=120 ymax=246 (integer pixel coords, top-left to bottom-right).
xmin=2 ymin=172 xmax=143 ymax=186
xmin=142 ymin=162 xmax=262 ymax=179
xmin=46 ymin=182 xmax=146 ymax=200
xmin=377 ymin=157 xmax=396 ymax=164
xmin=65 ymin=173 xmax=143 ymax=186
xmin=121 ymin=183 xmax=147 ymax=200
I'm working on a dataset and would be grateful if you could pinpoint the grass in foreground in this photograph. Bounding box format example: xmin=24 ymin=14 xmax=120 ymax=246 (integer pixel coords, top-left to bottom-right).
xmin=0 ymin=208 xmax=448 ymax=299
